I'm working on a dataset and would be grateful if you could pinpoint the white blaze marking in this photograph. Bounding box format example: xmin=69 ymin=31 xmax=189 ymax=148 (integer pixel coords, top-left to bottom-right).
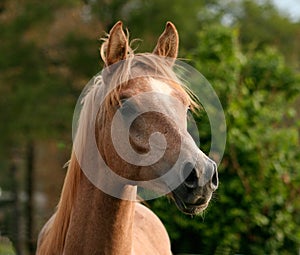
xmin=149 ymin=78 xmax=173 ymax=95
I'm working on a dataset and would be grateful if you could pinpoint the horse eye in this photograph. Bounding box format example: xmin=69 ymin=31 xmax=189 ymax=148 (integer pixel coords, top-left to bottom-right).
xmin=119 ymin=99 xmax=137 ymax=118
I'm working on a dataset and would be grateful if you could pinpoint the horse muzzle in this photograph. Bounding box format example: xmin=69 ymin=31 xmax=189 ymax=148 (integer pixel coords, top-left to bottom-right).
xmin=171 ymin=158 xmax=218 ymax=215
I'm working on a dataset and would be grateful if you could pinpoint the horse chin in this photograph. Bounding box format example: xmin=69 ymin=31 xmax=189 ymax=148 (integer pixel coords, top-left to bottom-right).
xmin=170 ymin=191 xmax=209 ymax=215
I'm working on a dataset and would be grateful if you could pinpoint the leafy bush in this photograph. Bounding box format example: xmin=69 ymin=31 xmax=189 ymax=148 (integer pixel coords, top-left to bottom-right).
xmin=151 ymin=24 xmax=300 ymax=254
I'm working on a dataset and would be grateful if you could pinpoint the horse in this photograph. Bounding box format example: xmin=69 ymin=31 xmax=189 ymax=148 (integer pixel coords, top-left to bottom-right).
xmin=36 ymin=21 xmax=218 ymax=255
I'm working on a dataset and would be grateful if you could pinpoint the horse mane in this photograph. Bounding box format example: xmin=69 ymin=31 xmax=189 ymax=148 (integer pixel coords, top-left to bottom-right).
xmin=37 ymin=83 xmax=102 ymax=255
xmin=37 ymin=50 xmax=199 ymax=254
xmin=37 ymin=152 xmax=82 ymax=254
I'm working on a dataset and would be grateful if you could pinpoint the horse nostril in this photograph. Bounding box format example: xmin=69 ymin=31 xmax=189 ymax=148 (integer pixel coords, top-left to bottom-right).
xmin=185 ymin=168 xmax=198 ymax=188
xmin=210 ymin=163 xmax=218 ymax=190
xmin=182 ymin=162 xmax=198 ymax=189
xmin=182 ymin=161 xmax=218 ymax=190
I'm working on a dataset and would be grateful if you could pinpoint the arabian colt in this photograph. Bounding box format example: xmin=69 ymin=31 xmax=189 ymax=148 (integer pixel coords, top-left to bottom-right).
xmin=36 ymin=21 xmax=218 ymax=255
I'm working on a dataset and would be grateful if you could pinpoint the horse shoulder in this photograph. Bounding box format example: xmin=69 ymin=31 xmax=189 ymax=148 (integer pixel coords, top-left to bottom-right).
xmin=133 ymin=203 xmax=172 ymax=255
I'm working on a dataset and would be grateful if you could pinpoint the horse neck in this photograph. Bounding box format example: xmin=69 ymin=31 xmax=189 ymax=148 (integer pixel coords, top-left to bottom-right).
xmin=39 ymin=153 xmax=136 ymax=255
xmin=63 ymin=88 xmax=136 ymax=254
xmin=61 ymin=158 xmax=136 ymax=255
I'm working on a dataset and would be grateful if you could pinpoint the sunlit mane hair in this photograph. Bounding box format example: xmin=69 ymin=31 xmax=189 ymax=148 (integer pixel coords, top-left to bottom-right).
xmin=37 ymin=49 xmax=199 ymax=255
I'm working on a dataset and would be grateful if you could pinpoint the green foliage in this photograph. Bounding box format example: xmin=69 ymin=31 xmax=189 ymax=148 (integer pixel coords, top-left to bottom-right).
xmin=151 ymin=24 xmax=300 ymax=254
xmin=90 ymin=0 xmax=218 ymax=52
xmin=233 ymin=0 xmax=300 ymax=68
xmin=0 ymin=0 xmax=99 ymax=156
xmin=0 ymin=237 xmax=15 ymax=255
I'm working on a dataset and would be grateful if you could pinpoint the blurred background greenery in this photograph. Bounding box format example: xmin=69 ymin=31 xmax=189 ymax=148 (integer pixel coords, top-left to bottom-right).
xmin=0 ymin=0 xmax=299 ymax=254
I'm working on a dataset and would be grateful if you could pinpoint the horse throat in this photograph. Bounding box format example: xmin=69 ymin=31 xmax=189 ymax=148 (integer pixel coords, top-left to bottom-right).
xmin=63 ymin=172 xmax=136 ymax=255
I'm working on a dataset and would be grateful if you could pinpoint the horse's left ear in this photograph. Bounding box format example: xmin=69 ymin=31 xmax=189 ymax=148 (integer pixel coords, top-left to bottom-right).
xmin=101 ymin=21 xmax=128 ymax=66
xmin=153 ymin=22 xmax=179 ymax=60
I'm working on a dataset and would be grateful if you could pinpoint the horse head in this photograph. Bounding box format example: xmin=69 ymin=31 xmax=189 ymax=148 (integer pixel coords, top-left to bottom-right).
xmin=92 ymin=21 xmax=218 ymax=215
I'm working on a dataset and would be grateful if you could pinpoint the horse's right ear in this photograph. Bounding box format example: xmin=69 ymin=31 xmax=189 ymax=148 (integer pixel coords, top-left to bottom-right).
xmin=101 ymin=21 xmax=128 ymax=66
xmin=153 ymin=22 xmax=179 ymax=60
